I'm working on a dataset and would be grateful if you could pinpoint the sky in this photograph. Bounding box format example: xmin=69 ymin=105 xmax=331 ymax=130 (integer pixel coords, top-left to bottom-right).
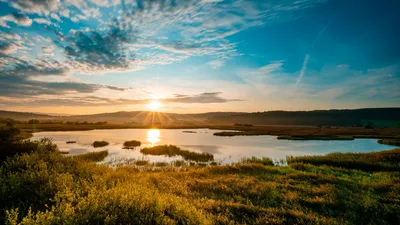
xmin=0 ymin=0 xmax=399 ymax=114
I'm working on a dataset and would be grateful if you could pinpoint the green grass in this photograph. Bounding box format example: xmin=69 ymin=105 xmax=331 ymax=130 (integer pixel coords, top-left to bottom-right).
xmin=287 ymin=149 xmax=400 ymax=172
xmin=378 ymin=139 xmax=400 ymax=146
xmin=1 ymin=127 xmax=400 ymax=224
xmin=92 ymin=141 xmax=109 ymax=148
xmin=240 ymin=157 xmax=274 ymax=166
xmin=123 ymin=140 xmax=141 ymax=148
xmin=73 ymin=150 xmax=108 ymax=162
xmin=141 ymin=145 xmax=214 ymax=162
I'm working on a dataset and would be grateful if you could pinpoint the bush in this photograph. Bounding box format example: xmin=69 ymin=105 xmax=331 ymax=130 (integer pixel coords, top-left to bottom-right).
xmin=92 ymin=141 xmax=109 ymax=148
xmin=0 ymin=125 xmax=57 ymax=161
xmin=123 ymin=140 xmax=141 ymax=148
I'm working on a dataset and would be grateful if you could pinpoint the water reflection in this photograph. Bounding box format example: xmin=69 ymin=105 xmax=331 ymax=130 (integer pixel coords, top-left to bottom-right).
xmin=147 ymin=129 xmax=160 ymax=146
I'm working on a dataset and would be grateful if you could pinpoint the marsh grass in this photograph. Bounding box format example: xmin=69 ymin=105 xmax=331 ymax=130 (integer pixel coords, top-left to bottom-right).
xmin=123 ymin=140 xmax=141 ymax=149
xmin=240 ymin=156 xmax=274 ymax=166
xmin=92 ymin=141 xmax=109 ymax=148
xmin=378 ymin=139 xmax=400 ymax=146
xmin=73 ymin=150 xmax=108 ymax=162
xmin=2 ymin=147 xmax=399 ymax=224
xmin=1 ymin=128 xmax=400 ymax=224
xmin=287 ymin=149 xmax=400 ymax=172
xmin=141 ymin=145 xmax=214 ymax=162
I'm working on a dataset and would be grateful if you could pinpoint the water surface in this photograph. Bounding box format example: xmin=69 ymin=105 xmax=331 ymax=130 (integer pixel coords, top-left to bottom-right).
xmin=31 ymin=128 xmax=393 ymax=164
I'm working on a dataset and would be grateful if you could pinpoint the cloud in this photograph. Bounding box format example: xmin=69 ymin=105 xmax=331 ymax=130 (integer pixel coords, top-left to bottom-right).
xmin=9 ymin=0 xmax=60 ymax=15
xmin=40 ymin=45 xmax=55 ymax=56
xmin=33 ymin=18 xmax=51 ymax=25
xmin=164 ymin=92 xmax=242 ymax=104
xmin=208 ymin=60 xmax=224 ymax=69
xmin=58 ymin=24 xmax=138 ymax=73
xmin=0 ymin=42 xmax=18 ymax=54
xmin=296 ymin=54 xmax=310 ymax=84
xmin=0 ymin=13 xmax=32 ymax=28
xmin=0 ymin=91 xmax=240 ymax=107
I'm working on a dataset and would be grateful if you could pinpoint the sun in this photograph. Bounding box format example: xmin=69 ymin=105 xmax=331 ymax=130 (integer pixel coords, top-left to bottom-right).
xmin=147 ymin=100 xmax=161 ymax=111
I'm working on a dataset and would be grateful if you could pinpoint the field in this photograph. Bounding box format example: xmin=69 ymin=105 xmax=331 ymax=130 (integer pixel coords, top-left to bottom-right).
xmin=1 ymin=125 xmax=400 ymax=224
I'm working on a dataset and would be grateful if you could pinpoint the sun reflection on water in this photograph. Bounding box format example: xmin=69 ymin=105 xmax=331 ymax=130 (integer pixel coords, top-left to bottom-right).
xmin=147 ymin=129 xmax=160 ymax=146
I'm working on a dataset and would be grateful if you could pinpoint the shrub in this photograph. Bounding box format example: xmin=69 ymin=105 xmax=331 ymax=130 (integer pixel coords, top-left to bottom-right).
xmin=123 ymin=140 xmax=141 ymax=148
xmin=92 ymin=141 xmax=109 ymax=148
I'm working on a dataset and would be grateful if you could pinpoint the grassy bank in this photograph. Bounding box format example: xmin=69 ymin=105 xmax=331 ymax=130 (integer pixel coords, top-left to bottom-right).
xmin=1 ymin=126 xmax=400 ymax=224
xmin=378 ymin=139 xmax=400 ymax=146
xmin=73 ymin=150 xmax=109 ymax=162
xmin=277 ymin=135 xmax=354 ymax=140
xmin=141 ymin=145 xmax=214 ymax=162
xmin=287 ymin=149 xmax=400 ymax=172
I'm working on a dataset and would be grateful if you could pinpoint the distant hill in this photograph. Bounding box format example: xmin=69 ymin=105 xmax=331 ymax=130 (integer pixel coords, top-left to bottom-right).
xmin=0 ymin=110 xmax=54 ymax=121
xmin=206 ymin=108 xmax=400 ymax=127
xmin=1 ymin=108 xmax=399 ymax=127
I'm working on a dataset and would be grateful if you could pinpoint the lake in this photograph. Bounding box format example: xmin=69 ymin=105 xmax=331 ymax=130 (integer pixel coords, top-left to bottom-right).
xmin=31 ymin=128 xmax=393 ymax=164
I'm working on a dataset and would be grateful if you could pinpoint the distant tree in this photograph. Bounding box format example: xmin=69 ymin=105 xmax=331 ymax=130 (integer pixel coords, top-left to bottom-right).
xmin=0 ymin=124 xmax=22 ymax=143
xmin=27 ymin=119 xmax=40 ymax=124
xmin=364 ymin=122 xmax=374 ymax=129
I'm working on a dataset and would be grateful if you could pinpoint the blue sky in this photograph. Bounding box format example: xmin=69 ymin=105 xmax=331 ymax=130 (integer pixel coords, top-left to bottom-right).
xmin=0 ymin=0 xmax=399 ymax=114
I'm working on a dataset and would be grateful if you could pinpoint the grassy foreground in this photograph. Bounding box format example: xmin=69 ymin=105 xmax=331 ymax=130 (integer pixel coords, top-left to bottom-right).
xmin=1 ymin=127 xmax=400 ymax=224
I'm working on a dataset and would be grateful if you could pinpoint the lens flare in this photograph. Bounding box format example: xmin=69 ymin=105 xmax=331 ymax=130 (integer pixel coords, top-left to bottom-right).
xmin=147 ymin=129 xmax=160 ymax=146
xmin=147 ymin=100 xmax=161 ymax=111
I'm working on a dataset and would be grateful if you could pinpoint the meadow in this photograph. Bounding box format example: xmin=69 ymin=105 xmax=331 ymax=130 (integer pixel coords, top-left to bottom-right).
xmin=0 ymin=125 xmax=400 ymax=224
xmin=1 ymin=124 xmax=400 ymax=224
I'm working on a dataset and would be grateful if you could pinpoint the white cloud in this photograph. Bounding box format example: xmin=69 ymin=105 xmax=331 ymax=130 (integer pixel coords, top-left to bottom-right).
xmin=0 ymin=13 xmax=32 ymax=28
xmin=208 ymin=60 xmax=224 ymax=69
xmin=9 ymin=0 xmax=60 ymax=16
xmin=296 ymin=54 xmax=310 ymax=84
xmin=51 ymin=13 xmax=61 ymax=21
xmin=33 ymin=18 xmax=51 ymax=25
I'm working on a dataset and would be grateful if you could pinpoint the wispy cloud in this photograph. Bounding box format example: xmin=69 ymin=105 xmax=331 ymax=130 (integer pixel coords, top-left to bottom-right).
xmin=207 ymin=60 xmax=224 ymax=69
xmin=296 ymin=54 xmax=310 ymax=84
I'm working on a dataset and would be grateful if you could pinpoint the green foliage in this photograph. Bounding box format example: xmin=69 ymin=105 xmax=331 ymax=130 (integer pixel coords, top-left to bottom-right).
xmin=92 ymin=141 xmax=109 ymax=148
xmin=0 ymin=125 xmax=57 ymax=161
xmin=2 ymin=145 xmax=400 ymax=224
xmin=123 ymin=140 xmax=141 ymax=148
xmin=73 ymin=151 xmax=108 ymax=162
xmin=287 ymin=149 xmax=400 ymax=172
xmin=1 ymin=128 xmax=400 ymax=224
xmin=240 ymin=157 xmax=274 ymax=166
xmin=141 ymin=145 xmax=214 ymax=162
xmin=378 ymin=139 xmax=400 ymax=146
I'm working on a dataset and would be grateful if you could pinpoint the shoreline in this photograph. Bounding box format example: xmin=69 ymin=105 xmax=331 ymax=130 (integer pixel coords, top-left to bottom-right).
xmin=15 ymin=123 xmax=400 ymax=141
